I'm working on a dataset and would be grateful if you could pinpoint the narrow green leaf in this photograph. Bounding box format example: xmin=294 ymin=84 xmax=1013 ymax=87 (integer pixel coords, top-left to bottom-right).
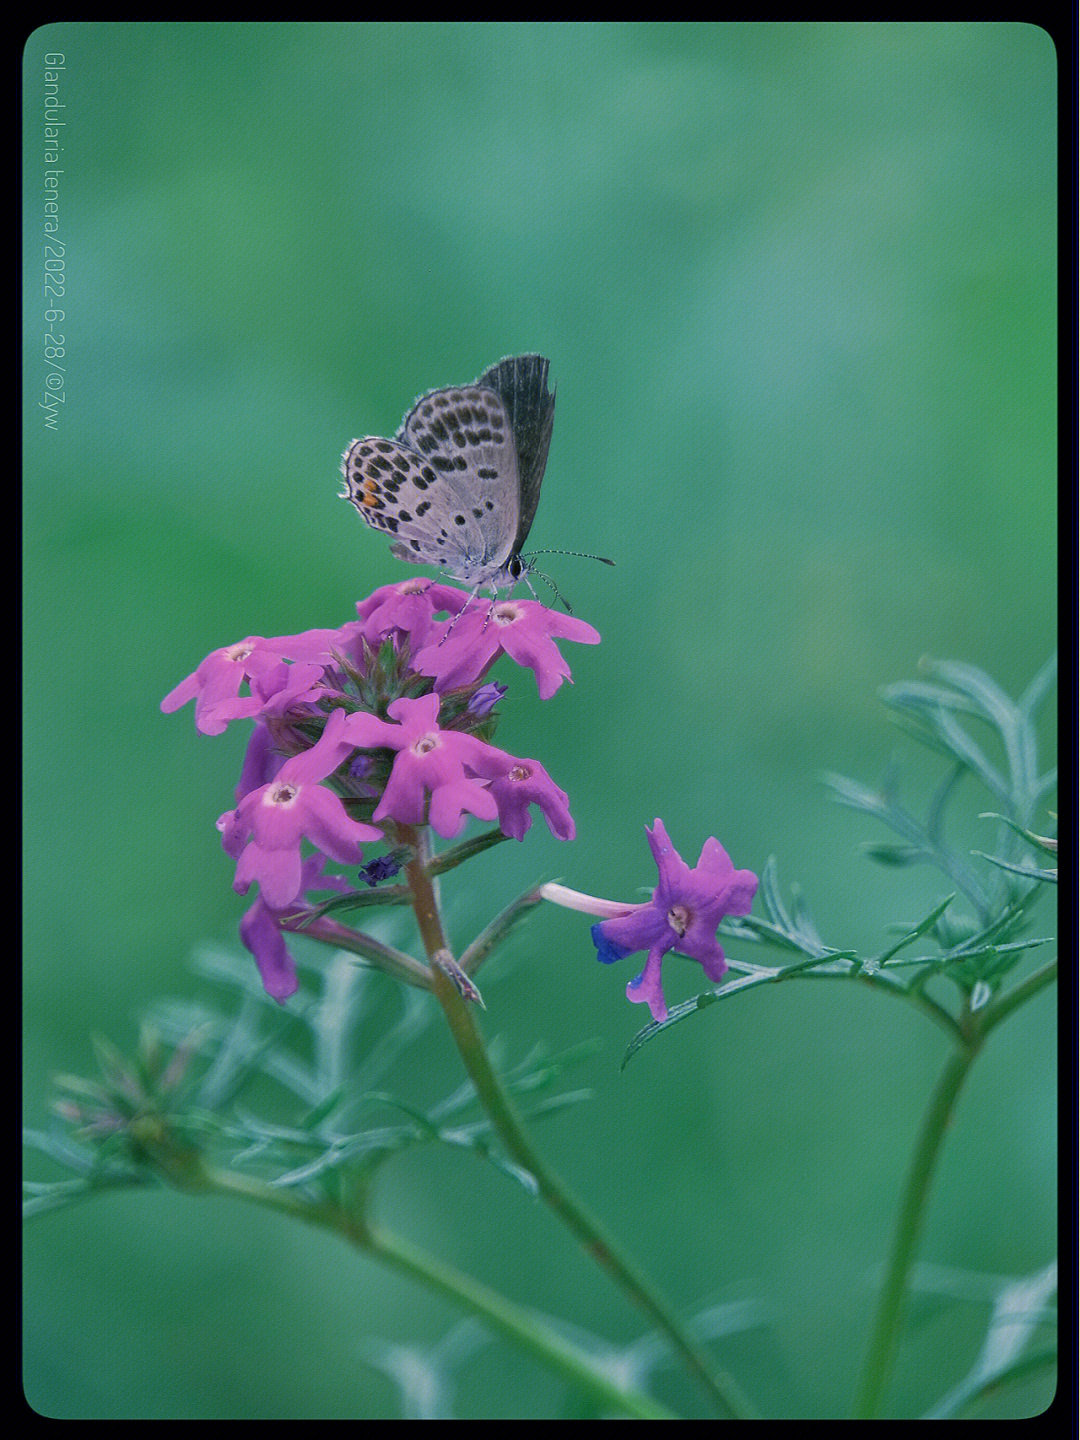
xmin=822 ymin=773 xmax=888 ymax=816
xmin=874 ymin=894 xmax=954 ymax=966
xmin=861 ymin=842 xmax=925 ymax=867
xmin=1018 ymin=653 xmax=1057 ymax=719
xmin=299 ymin=1086 xmax=347 ymax=1131
xmin=973 ymin=853 xmax=1057 ymax=885
xmin=429 ymin=828 xmax=510 ymax=875
xmin=759 ymin=856 xmax=794 ymax=933
xmin=979 ymin=814 xmax=1057 ymax=856
xmin=459 ymin=885 xmax=544 ymax=976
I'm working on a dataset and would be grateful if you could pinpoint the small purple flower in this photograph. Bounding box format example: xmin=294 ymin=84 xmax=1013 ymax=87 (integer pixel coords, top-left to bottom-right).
xmin=343 ymin=692 xmax=513 ymax=838
xmin=359 ymin=853 xmax=403 ymax=886
xmin=466 ymin=682 xmax=508 ymax=717
xmin=239 ymin=853 xmax=352 ymax=1002
xmin=356 ymin=578 xmax=470 ymax=652
xmin=542 ymin=820 xmax=757 ymax=1023
xmin=413 ymin=599 xmax=600 ymax=700
xmin=487 ymin=757 xmax=575 ymax=841
xmin=222 ymin=708 xmax=382 ymax=909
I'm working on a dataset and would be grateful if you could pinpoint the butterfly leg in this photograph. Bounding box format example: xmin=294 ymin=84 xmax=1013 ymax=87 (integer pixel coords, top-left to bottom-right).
xmin=438 ymin=585 xmax=482 ymax=647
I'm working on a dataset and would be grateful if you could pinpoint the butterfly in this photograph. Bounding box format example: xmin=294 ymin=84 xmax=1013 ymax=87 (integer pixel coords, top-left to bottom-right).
xmin=341 ymin=354 xmax=557 ymax=596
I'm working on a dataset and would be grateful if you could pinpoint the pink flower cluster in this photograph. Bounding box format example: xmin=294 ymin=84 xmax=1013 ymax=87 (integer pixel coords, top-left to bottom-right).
xmin=162 ymin=579 xmax=596 ymax=999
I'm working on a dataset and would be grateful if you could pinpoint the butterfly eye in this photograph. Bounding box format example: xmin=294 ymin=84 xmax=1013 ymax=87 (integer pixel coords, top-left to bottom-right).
xmin=508 ymin=555 xmax=525 ymax=579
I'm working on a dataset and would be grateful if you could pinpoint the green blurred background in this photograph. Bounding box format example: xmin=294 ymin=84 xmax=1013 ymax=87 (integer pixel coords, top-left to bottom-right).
xmin=23 ymin=22 xmax=1056 ymax=1419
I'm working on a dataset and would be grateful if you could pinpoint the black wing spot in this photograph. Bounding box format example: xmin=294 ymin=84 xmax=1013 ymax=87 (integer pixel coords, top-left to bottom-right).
xmin=454 ymin=515 xmax=466 ymax=525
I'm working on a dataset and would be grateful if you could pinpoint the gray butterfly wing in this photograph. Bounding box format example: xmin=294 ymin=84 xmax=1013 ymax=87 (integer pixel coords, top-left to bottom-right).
xmin=395 ymin=383 xmax=520 ymax=582
xmin=340 ymin=436 xmax=456 ymax=567
xmin=475 ymin=354 xmax=555 ymax=554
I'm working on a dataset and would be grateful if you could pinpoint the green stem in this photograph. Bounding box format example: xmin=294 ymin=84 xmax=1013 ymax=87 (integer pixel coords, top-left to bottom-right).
xmin=201 ymin=1166 xmax=669 ymax=1418
xmin=979 ymin=957 xmax=1057 ymax=1038
xmin=396 ymin=824 xmax=755 ymax=1419
xmin=853 ymin=1043 xmax=979 ymax=1418
xmin=367 ymin=1225 xmax=674 ymax=1419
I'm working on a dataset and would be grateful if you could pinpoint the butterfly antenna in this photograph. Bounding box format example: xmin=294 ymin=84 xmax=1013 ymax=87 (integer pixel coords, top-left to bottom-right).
xmin=522 ymin=548 xmax=616 ymax=567
xmin=528 ymin=566 xmax=574 ymax=613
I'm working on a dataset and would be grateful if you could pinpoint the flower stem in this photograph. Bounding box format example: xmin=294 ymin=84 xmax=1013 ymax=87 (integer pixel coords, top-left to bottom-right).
xmin=397 ymin=824 xmax=756 ymax=1419
xmin=366 ymin=1225 xmax=675 ymax=1419
xmin=854 ymin=951 xmax=1057 ymax=1418
xmin=200 ymin=1165 xmax=670 ymax=1418
xmin=852 ymin=1042 xmax=979 ymax=1417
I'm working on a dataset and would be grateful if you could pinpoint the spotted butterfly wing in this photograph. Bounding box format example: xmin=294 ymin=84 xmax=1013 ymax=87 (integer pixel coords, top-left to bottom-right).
xmin=342 ymin=384 xmax=518 ymax=585
xmin=341 ymin=356 xmax=555 ymax=588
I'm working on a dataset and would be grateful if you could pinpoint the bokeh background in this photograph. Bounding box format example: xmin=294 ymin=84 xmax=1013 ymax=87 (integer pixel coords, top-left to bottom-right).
xmin=23 ymin=22 xmax=1056 ymax=1419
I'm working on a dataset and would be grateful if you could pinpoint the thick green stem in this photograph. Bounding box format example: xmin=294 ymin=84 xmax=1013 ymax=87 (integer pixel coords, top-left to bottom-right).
xmin=853 ymin=1043 xmax=979 ymax=1417
xmin=396 ymin=824 xmax=755 ymax=1419
xmin=200 ymin=1166 xmax=669 ymax=1418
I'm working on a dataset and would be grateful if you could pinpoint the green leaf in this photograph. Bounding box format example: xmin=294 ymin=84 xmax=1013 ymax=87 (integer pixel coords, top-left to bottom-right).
xmin=1019 ymin=654 xmax=1057 ymax=719
xmin=428 ymin=827 xmax=510 ymax=875
xmin=973 ymin=853 xmax=1057 ymax=885
xmin=875 ymin=894 xmax=954 ymax=966
xmin=978 ymin=814 xmax=1057 ymax=855
xmin=759 ymin=855 xmax=794 ymax=932
xmin=861 ymin=842 xmax=925 ymax=867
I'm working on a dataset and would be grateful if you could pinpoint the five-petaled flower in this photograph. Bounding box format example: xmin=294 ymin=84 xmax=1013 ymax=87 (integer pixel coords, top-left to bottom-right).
xmin=413 ymin=598 xmax=600 ymax=700
xmin=219 ymin=708 xmax=381 ymax=909
xmin=343 ymin=692 xmax=514 ymax=838
xmin=542 ymin=820 xmax=758 ymax=1023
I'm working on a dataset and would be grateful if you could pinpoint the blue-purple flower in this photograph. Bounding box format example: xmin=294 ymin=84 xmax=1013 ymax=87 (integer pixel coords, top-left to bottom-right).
xmin=542 ymin=820 xmax=758 ymax=1023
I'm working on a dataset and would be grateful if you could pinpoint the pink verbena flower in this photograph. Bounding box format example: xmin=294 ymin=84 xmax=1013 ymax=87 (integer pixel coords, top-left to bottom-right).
xmin=343 ymin=692 xmax=513 ymax=838
xmin=487 ymin=757 xmax=575 ymax=841
xmin=356 ymin=578 xmax=470 ymax=652
xmin=542 ymin=820 xmax=758 ymax=1023
xmin=161 ymin=636 xmax=276 ymax=735
xmin=239 ymin=853 xmax=353 ymax=1002
xmin=220 ymin=708 xmax=381 ymax=909
xmin=161 ymin=623 xmax=364 ymax=735
xmin=413 ymin=598 xmax=600 ymax=700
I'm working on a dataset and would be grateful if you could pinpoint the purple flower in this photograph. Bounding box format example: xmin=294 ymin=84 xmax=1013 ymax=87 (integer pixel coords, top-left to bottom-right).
xmin=413 ymin=599 xmax=600 ymax=700
xmin=161 ymin=636 xmax=274 ymax=735
xmin=356 ymin=578 xmax=470 ymax=652
xmin=221 ymin=708 xmax=382 ymax=909
xmin=359 ymin=853 xmax=403 ymax=886
xmin=487 ymin=757 xmax=575 ymax=841
xmin=466 ymin=682 xmax=507 ymax=717
xmin=239 ymin=853 xmax=352 ymax=1002
xmin=542 ymin=820 xmax=757 ymax=1023
xmin=162 ymin=624 xmax=363 ymax=735
xmin=343 ymin=692 xmax=513 ymax=838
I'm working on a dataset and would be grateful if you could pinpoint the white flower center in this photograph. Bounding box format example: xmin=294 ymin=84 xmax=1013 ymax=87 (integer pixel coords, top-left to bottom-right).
xmin=508 ymin=764 xmax=532 ymax=782
xmin=667 ymin=904 xmax=690 ymax=936
xmin=493 ymin=603 xmax=521 ymax=627
xmin=266 ymin=780 xmax=300 ymax=807
xmin=412 ymin=733 xmax=440 ymax=756
xmin=227 ymin=643 xmax=253 ymax=663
